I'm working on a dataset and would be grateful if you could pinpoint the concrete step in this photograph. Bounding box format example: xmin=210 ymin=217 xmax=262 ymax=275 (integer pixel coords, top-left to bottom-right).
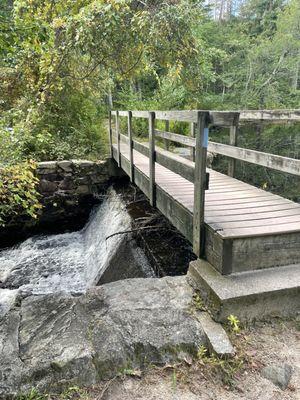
xmin=188 ymin=259 xmax=300 ymax=322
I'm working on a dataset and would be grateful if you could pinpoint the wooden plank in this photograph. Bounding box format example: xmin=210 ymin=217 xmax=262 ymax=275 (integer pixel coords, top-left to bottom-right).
xmin=117 ymin=111 xmax=129 ymax=117
xmin=211 ymin=215 xmax=300 ymax=230
xmin=207 ymin=208 xmax=300 ymax=223
xmin=206 ymin=203 xmax=300 ymax=217
xmin=208 ymin=141 xmax=300 ymax=176
xmin=239 ymin=109 xmax=300 ymax=122
xmin=193 ymin=111 xmax=209 ymax=257
xmin=231 ymin=232 xmax=300 ymax=272
xmin=219 ymin=222 xmax=300 ymax=238
xmin=149 ymin=112 xmax=156 ymax=206
xmin=155 ymin=110 xmax=198 ymax=123
xmin=131 ymin=110 xmax=149 ymax=119
xmin=205 ymin=199 xmax=292 ymax=210
xmin=209 ymin=111 xmax=240 ymax=127
xmin=206 ymin=191 xmax=277 ymax=200
xmin=128 ymin=111 xmax=134 ymax=182
xmin=155 ymin=129 xmax=195 ymax=147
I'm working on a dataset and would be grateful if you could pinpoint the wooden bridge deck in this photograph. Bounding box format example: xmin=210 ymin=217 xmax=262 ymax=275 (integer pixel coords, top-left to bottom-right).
xmin=112 ymin=142 xmax=300 ymax=274
xmin=114 ymin=142 xmax=300 ymax=238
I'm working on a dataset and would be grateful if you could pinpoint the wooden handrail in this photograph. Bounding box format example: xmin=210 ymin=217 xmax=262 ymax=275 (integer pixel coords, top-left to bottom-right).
xmin=155 ymin=129 xmax=195 ymax=147
xmin=112 ymin=110 xmax=240 ymax=126
xmin=239 ymin=109 xmax=300 ymax=122
xmin=208 ymin=142 xmax=300 ymax=176
xmin=154 ymin=128 xmax=300 ymax=176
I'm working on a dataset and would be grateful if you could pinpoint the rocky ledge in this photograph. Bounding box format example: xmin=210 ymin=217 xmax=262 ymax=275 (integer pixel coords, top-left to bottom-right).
xmin=0 ymin=276 xmax=206 ymax=396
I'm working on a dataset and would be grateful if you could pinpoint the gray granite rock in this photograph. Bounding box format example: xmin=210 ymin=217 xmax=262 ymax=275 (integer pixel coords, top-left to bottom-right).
xmin=0 ymin=311 xmax=24 ymax=396
xmin=0 ymin=277 xmax=206 ymax=395
xmin=38 ymin=161 xmax=57 ymax=170
xmin=38 ymin=179 xmax=58 ymax=193
xmin=57 ymin=161 xmax=73 ymax=172
xmin=262 ymin=364 xmax=293 ymax=389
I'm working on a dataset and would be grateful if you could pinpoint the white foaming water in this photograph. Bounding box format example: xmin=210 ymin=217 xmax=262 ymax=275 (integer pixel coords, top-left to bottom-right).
xmin=0 ymin=188 xmax=153 ymax=295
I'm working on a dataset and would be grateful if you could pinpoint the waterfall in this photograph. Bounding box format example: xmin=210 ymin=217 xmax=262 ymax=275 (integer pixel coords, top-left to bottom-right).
xmin=0 ymin=188 xmax=154 ymax=296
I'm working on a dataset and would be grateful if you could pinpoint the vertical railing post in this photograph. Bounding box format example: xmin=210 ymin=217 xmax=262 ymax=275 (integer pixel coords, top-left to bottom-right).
xmin=193 ymin=111 xmax=209 ymax=258
xmin=228 ymin=113 xmax=240 ymax=177
xmin=116 ymin=110 xmax=121 ymax=167
xmin=108 ymin=110 xmax=113 ymax=158
xmin=149 ymin=111 xmax=156 ymax=206
xmin=128 ymin=111 xmax=134 ymax=182
xmin=190 ymin=122 xmax=196 ymax=161
xmin=164 ymin=120 xmax=170 ymax=151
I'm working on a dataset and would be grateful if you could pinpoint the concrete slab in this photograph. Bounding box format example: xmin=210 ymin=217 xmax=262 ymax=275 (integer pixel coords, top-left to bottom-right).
xmin=188 ymin=259 xmax=300 ymax=322
xmin=197 ymin=312 xmax=235 ymax=357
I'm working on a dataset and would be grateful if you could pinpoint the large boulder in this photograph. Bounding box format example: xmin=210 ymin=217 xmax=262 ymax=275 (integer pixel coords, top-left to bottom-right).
xmin=0 ymin=277 xmax=205 ymax=396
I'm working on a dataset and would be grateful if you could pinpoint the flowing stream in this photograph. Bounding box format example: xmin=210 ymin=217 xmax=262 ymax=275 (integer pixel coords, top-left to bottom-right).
xmin=0 ymin=188 xmax=154 ymax=296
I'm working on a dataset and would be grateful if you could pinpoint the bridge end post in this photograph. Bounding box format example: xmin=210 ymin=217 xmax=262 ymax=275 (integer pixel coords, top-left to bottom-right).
xmin=149 ymin=111 xmax=156 ymax=207
xmin=193 ymin=111 xmax=210 ymax=258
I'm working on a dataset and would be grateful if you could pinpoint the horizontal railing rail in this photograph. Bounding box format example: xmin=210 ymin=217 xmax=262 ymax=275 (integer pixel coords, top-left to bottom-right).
xmin=111 ymin=110 xmax=239 ymax=126
xmin=208 ymin=142 xmax=300 ymax=176
xmin=154 ymin=129 xmax=300 ymax=176
xmin=239 ymin=109 xmax=300 ymax=122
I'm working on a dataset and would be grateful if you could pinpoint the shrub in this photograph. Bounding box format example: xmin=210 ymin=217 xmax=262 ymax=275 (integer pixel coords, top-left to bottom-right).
xmin=0 ymin=160 xmax=42 ymax=227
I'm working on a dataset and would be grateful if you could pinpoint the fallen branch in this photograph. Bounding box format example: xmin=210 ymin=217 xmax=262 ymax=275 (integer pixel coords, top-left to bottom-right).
xmin=97 ymin=376 xmax=117 ymax=400
xmin=105 ymin=225 xmax=166 ymax=241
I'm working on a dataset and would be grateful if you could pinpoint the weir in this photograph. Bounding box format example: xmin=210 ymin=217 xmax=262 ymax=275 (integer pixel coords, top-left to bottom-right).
xmin=0 ymin=188 xmax=153 ymax=295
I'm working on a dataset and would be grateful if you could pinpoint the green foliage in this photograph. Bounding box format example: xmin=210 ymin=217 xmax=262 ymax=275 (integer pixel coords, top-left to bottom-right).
xmin=17 ymin=388 xmax=48 ymax=400
xmin=197 ymin=344 xmax=244 ymax=386
xmin=16 ymin=386 xmax=88 ymax=400
xmin=227 ymin=315 xmax=241 ymax=333
xmin=0 ymin=160 xmax=42 ymax=226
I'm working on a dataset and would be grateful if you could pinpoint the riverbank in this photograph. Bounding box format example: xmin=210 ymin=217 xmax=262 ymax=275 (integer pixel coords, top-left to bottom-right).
xmin=40 ymin=317 xmax=299 ymax=400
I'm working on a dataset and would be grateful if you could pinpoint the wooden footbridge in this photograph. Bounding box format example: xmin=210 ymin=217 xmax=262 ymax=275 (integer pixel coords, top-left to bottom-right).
xmin=108 ymin=110 xmax=300 ymax=276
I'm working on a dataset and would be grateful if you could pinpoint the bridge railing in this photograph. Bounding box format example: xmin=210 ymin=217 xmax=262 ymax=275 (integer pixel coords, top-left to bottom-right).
xmin=109 ymin=109 xmax=300 ymax=257
xmin=109 ymin=110 xmax=241 ymax=256
xmin=109 ymin=110 xmax=300 ymax=257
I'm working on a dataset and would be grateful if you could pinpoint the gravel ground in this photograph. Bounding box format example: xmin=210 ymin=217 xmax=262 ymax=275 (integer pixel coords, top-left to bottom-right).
xmin=81 ymin=318 xmax=299 ymax=400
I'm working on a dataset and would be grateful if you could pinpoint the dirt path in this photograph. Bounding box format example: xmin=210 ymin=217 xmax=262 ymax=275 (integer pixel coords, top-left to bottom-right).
xmin=81 ymin=318 xmax=299 ymax=400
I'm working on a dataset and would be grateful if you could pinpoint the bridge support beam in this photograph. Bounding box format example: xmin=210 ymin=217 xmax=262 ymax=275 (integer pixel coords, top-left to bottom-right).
xmin=193 ymin=111 xmax=210 ymax=258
